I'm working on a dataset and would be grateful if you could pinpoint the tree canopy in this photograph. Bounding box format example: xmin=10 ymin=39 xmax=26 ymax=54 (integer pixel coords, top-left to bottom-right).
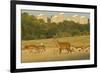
xmin=21 ymin=12 xmax=90 ymax=40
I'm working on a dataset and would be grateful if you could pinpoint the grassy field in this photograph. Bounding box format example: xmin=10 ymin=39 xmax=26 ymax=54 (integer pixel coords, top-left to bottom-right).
xmin=21 ymin=36 xmax=90 ymax=63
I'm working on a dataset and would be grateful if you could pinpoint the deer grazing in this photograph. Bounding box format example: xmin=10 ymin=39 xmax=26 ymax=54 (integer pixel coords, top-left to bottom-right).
xmin=55 ymin=40 xmax=72 ymax=54
xmin=22 ymin=43 xmax=45 ymax=53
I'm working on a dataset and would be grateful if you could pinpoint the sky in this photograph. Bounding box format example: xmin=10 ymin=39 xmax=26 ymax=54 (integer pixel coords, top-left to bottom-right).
xmin=21 ymin=9 xmax=90 ymax=18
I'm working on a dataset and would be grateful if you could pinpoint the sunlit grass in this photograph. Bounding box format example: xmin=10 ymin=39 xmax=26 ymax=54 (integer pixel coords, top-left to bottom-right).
xmin=21 ymin=35 xmax=90 ymax=63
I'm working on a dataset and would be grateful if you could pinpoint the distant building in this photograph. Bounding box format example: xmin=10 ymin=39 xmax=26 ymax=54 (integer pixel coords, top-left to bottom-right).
xmin=71 ymin=15 xmax=80 ymax=23
xmin=37 ymin=14 xmax=47 ymax=23
xmin=79 ymin=16 xmax=88 ymax=24
xmin=65 ymin=16 xmax=72 ymax=21
xmin=65 ymin=15 xmax=89 ymax=24
xmin=36 ymin=13 xmax=88 ymax=24
xmin=51 ymin=13 xmax=64 ymax=23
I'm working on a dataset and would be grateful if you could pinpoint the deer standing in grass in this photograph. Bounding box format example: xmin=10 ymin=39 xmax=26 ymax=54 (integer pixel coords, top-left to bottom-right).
xmin=22 ymin=43 xmax=45 ymax=53
xmin=54 ymin=39 xmax=72 ymax=54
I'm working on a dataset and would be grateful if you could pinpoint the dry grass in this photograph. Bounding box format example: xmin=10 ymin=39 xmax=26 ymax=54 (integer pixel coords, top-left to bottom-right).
xmin=21 ymin=36 xmax=90 ymax=63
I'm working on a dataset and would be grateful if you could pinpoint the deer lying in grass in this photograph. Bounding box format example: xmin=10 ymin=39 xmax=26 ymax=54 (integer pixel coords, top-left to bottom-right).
xmin=83 ymin=45 xmax=90 ymax=52
xmin=74 ymin=46 xmax=83 ymax=52
xmin=73 ymin=45 xmax=90 ymax=52
xmin=22 ymin=43 xmax=45 ymax=53
xmin=55 ymin=40 xmax=72 ymax=54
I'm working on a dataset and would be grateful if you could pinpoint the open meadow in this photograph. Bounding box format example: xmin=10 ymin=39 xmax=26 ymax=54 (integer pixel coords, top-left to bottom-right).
xmin=21 ymin=36 xmax=90 ymax=63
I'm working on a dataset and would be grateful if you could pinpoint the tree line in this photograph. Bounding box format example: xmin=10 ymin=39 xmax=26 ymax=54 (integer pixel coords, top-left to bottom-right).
xmin=21 ymin=12 xmax=90 ymax=40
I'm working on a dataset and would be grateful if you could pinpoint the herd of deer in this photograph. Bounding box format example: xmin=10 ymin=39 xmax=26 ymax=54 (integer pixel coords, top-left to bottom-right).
xmin=22 ymin=40 xmax=90 ymax=54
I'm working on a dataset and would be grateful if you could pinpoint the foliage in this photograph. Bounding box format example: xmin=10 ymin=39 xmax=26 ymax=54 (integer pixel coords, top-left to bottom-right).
xmin=21 ymin=12 xmax=90 ymax=40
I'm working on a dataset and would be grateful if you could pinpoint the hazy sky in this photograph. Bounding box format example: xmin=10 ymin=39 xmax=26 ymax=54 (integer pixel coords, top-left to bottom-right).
xmin=21 ymin=10 xmax=90 ymax=18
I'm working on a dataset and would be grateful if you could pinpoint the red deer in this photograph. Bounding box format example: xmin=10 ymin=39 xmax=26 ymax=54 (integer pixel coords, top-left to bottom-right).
xmin=74 ymin=46 xmax=83 ymax=52
xmin=22 ymin=43 xmax=45 ymax=53
xmin=73 ymin=45 xmax=90 ymax=52
xmin=55 ymin=40 xmax=72 ymax=54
